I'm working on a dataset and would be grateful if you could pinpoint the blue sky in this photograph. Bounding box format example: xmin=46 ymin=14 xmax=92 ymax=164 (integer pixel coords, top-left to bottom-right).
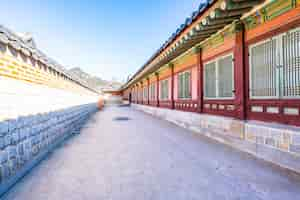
xmin=2 ymin=0 xmax=202 ymax=82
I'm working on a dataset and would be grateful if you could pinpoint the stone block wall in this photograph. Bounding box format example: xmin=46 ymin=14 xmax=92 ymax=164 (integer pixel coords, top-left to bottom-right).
xmin=0 ymin=76 xmax=99 ymax=196
xmin=0 ymin=104 xmax=98 ymax=195
xmin=132 ymin=104 xmax=300 ymax=174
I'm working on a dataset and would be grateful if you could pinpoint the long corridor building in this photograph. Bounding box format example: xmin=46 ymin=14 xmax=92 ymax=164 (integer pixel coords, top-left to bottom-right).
xmin=121 ymin=0 xmax=300 ymax=173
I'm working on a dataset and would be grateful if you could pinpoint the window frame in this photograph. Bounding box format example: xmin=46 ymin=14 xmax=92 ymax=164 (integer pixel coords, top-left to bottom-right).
xmin=149 ymin=82 xmax=156 ymax=101
xmin=143 ymin=86 xmax=148 ymax=100
xmin=249 ymin=37 xmax=280 ymax=100
xmin=249 ymin=27 xmax=300 ymax=100
xmin=160 ymin=78 xmax=169 ymax=100
xmin=177 ymin=70 xmax=192 ymax=100
xmin=281 ymin=27 xmax=300 ymax=99
xmin=203 ymin=53 xmax=235 ymax=100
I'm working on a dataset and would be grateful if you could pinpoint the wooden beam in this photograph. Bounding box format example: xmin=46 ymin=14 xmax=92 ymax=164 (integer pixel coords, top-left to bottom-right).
xmin=199 ymin=23 xmax=228 ymax=31
xmin=205 ymin=16 xmax=240 ymax=26
xmin=221 ymin=0 xmax=263 ymax=11
xmin=212 ymin=8 xmax=252 ymax=19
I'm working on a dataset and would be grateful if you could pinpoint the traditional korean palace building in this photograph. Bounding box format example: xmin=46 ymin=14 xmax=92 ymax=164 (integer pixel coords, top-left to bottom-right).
xmin=121 ymin=0 xmax=300 ymax=172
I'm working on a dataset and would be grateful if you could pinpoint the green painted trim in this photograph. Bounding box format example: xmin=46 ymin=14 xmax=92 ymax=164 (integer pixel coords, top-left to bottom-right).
xmin=267 ymin=5 xmax=293 ymax=20
xmin=243 ymin=0 xmax=296 ymax=30
xmin=192 ymin=46 xmax=201 ymax=54
xmin=168 ymin=63 xmax=174 ymax=68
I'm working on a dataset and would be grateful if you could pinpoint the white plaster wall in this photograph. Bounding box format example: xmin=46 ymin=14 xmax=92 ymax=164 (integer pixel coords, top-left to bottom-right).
xmin=0 ymin=77 xmax=99 ymax=121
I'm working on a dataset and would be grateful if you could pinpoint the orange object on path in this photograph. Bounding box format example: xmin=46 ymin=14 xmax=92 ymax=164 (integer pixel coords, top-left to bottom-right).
xmin=97 ymin=97 xmax=104 ymax=110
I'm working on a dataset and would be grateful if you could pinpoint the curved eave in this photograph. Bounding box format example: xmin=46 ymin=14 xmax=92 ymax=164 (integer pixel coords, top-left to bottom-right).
xmin=122 ymin=0 xmax=264 ymax=90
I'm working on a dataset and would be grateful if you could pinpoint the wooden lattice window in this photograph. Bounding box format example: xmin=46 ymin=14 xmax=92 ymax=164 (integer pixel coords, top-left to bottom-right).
xmin=204 ymin=54 xmax=234 ymax=99
xmin=204 ymin=62 xmax=216 ymax=98
xmin=178 ymin=71 xmax=191 ymax=99
xmin=282 ymin=28 xmax=300 ymax=98
xmin=250 ymin=27 xmax=300 ymax=99
xmin=160 ymin=79 xmax=169 ymax=100
xmin=143 ymin=87 xmax=148 ymax=100
xmin=139 ymin=89 xmax=143 ymax=101
xmin=150 ymin=83 xmax=156 ymax=100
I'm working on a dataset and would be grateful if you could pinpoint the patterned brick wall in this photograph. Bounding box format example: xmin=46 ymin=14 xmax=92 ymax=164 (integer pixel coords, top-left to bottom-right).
xmin=0 ymin=77 xmax=99 ymax=195
xmin=0 ymin=104 xmax=98 ymax=195
xmin=0 ymin=32 xmax=100 ymax=195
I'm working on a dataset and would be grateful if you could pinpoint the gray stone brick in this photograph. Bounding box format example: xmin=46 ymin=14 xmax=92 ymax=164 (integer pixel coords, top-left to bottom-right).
xmin=23 ymin=149 xmax=31 ymax=161
xmin=17 ymin=143 xmax=24 ymax=155
xmin=265 ymin=137 xmax=276 ymax=147
xmin=24 ymin=140 xmax=31 ymax=149
xmin=19 ymin=128 xmax=27 ymax=141
xmin=4 ymin=134 xmax=11 ymax=147
xmin=0 ymin=121 xmax=9 ymax=136
xmin=0 ymin=150 xmax=8 ymax=164
xmin=0 ymin=163 xmax=10 ymax=180
xmin=16 ymin=117 xmax=24 ymax=129
xmin=11 ymin=130 xmax=20 ymax=145
xmin=32 ymin=146 xmax=39 ymax=156
xmin=8 ymin=119 xmax=17 ymax=132
xmin=8 ymin=158 xmax=17 ymax=175
xmin=292 ymin=135 xmax=300 ymax=145
xmin=0 ymin=137 xmax=5 ymax=150
xmin=290 ymin=145 xmax=300 ymax=155
xmin=8 ymin=146 xmax=17 ymax=159
xmin=256 ymin=136 xmax=265 ymax=145
xmin=20 ymin=154 xmax=27 ymax=164
xmin=16 ymin=155 xmax=25 ymax=168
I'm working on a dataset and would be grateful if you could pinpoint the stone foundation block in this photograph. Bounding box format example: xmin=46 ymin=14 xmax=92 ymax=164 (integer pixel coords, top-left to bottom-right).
xmin=11 ymin=130 xmax=20 ymax=145
xmin=8 ymin=158 xmax=17 ymax=175
xmin=290 ymin=145 xmax=300 ymax=154
xmin=0 ymin=163 xmax=10 ymax=181
xmin=229 ymin=121 xmax=245 ymax=139
xmin=17 ymin=143 xmax=24 ymax=156
xmin=7 ymin=146 xmax=17 ymax=159
xmin=8 ymin=120 xmax=17 ymax=132
xmin=0 ymin=121 xmax=8 ymax=136
xmin=4 ymin=135 xmax=11 ymax=147
xmin=0 ymin=137 xmax=4 ymax=150
xmin=265 ymin=137 xmax=276 ymax=147
xmin=292 ymin=135 xmax=300 ymax=145
xmin=0 ymin=150 xmax=8 ymax=164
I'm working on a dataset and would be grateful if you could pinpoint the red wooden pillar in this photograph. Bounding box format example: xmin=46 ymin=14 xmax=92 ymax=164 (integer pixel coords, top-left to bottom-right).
xmin=147 ymin=78 xmax=150 ymax=105
xmin=234 ymin=22 xmax=246 ymax=120
xmin=136 ymin=83 xmax=139 ymax=104
xmin=155 ymin=72 xmax=160 ymax=107
xmin=169 ymin=63 xmax=175 ymax=109
xmin=194 ymin=46 xmax=203 ymax=113
xmin=133 ymin=86 xmax=135 ymax=103
xmin=140 ymin=81 xmax=144 ymax=104
xmin=133 ymin=85 xmax=136 ymax=103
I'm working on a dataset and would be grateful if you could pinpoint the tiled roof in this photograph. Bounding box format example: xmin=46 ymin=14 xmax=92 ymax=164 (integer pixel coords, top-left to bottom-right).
xmin=123 ymin=0 xmax=264 ymax=90
xmin=126 ymin=0 xmax=214 ymax=87
xmin=0 ymin=25 xmax=97 ymax=93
